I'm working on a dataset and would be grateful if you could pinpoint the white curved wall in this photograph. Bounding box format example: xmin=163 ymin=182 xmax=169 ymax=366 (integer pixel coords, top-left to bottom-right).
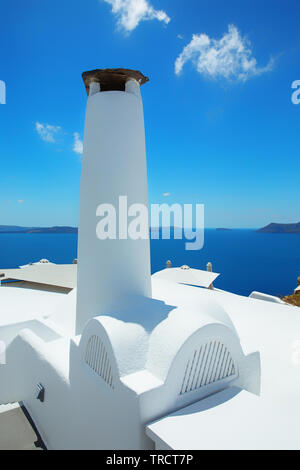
xmin=76 ymin=90 xmax=152 ymax=334
xmin=146 ymin=306 xmax=236 ymax=381
xmin=79 ymin=316 xmax=148 ymax=378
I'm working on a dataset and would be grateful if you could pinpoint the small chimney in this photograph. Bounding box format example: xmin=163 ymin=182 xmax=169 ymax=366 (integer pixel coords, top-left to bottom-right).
xmin=206 ymin=262 xmax=212 ymax=272
xmin=206 ymin=262 xmax=213 ymax=290
xmin=76 ymin=69 xmax=152 ymax=334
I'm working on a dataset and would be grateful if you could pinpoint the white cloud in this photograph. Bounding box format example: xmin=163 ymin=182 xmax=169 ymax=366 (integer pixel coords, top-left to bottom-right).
xmin=163 ymin=192 xmax=171 ymax=197
xmin=73 ymin=132 xmax=83 ymax=155
xmin=102 ymin=0 xmax=170 ymax=32
xmin=175 ymin=24 xmax=274 ymax=81
xmin=17 ymin=199 xmax=24 ymax=204
xmin=35 ymin=122 xmax=61 ymax=143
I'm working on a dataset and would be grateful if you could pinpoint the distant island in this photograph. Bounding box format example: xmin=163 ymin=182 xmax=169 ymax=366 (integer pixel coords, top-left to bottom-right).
xmin=257 ymin=222 xmax=300 ymax=234
xmin=0 ymin=225 xmax=78 ymax=234
xmin=3 ymin=223 xmax=299 ymax=234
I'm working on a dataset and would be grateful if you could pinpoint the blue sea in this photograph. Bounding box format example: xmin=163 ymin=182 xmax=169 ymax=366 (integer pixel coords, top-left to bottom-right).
xmin=0 ymin=230 xmax=299 ymax=297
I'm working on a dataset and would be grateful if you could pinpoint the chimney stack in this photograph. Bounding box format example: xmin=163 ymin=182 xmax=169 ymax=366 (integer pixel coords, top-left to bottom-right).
xmin=76 ymin=69 xmax=152 ymax=334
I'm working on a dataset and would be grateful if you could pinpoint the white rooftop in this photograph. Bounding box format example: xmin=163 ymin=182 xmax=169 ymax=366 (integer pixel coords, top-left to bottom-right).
xmin=0 ymin=264 xmax=77 ymax=289
xmin=152 ymin=266 xmax=219 ymax=289
xmin=146 ymin=385 xmax=300 ymax=450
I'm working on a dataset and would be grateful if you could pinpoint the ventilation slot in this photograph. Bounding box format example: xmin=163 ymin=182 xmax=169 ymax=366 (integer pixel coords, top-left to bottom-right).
xmin=85 ymin=335 xmax=114 ymax=389
xmin=180 ymin=341 xmax=236 ymax=395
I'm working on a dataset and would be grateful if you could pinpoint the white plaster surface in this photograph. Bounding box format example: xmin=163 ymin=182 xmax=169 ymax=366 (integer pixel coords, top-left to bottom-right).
xmin=76 ymin=90 xmax=151 ymax=335
xmin=146 ymin=386 xmax=300 ymax=450
xmin=0 ymin=270 xmax=299 ymax=449
xmin=0 ymin=286 xmax=64 ymax=328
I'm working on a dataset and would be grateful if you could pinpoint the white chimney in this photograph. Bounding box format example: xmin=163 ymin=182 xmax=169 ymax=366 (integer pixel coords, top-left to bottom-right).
xmin=76 ymin=69 xmax=152 ymax=334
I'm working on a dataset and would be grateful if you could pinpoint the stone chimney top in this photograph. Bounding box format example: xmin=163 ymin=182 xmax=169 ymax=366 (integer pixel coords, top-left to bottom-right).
xmin=82 ymin=68 xmax=149 ymax=95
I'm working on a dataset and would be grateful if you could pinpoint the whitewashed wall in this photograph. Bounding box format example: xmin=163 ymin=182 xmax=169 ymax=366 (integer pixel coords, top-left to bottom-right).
xmin=76 ymin=89 xmax=152 ymax=335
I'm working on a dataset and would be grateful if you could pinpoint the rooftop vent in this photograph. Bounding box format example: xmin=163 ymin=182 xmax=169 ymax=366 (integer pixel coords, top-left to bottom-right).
xmin=85 ymin=335 xmax=114 ymax=389
xmin=180 ymin=340 xmax=236 ymax=395
xmin=181 ymin=265 xmax=190 ymax=270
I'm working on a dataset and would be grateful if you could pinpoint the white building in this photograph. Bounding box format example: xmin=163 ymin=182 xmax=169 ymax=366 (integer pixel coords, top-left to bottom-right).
xmin=0 ymin=68 xmax=300 ymax=450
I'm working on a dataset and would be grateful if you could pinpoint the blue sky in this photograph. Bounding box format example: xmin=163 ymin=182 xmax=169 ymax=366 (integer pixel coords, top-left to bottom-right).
xmin=0 ymin=0 xmax=299 ymax=228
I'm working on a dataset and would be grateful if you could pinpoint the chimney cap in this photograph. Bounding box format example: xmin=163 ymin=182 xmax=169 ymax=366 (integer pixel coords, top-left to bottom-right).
xmin=82 ymin=68 xmax=149 ymax=95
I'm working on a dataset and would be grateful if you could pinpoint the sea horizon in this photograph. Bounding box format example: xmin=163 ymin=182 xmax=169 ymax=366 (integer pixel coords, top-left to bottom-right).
xmin=1 ymin=229 xmax=299 ymax=299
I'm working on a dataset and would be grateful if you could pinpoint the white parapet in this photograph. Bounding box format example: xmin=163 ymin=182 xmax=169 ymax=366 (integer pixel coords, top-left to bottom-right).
xmin=249 ymin=291 xmax=285 ymax=304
